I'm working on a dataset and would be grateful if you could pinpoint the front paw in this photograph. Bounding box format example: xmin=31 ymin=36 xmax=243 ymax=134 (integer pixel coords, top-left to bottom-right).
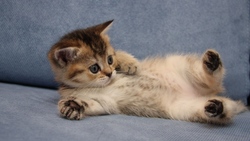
xmin=116 ymin=62 xmax=138 ymax=75
xmin=115 ymin=50 xmax=140 ymax=75
xmin=58 ymin=97 xmax=88 ymax=120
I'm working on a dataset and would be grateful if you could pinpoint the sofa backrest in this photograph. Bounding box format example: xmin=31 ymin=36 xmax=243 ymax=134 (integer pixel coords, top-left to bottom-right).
xmin=0 ymin=0 xmax=249 ymax=104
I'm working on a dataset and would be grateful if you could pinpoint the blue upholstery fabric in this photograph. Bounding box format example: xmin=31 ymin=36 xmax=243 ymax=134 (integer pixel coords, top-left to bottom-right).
xmin=0 ymin=0 xmax=249 ymax=141
xmin=0 ymin=0 xmax=249 ymax=104
xmin=0 ymin=82 xmax=250 ymax=141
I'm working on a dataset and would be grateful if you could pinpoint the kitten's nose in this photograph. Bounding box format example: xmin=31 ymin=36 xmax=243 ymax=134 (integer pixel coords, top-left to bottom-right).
xmin=106 ymin=72 xmax=112 ymax=78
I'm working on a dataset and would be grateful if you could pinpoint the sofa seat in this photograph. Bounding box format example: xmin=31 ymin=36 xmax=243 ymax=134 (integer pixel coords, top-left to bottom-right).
xmin=1 ymin=82 xmax=249 ymax=141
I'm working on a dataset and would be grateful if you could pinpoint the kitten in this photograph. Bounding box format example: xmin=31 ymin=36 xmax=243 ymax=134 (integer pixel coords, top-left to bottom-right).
xmin=48 ymin=20 xmax=247 ymax=124
xmin=48 ymin=20 xmax=138 ymax=89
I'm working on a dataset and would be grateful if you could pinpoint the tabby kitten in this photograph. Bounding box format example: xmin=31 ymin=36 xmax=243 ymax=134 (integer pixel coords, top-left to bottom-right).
xmin=48 ymin=20 xmax=138 ymax=90
xmin=48 ymin=20 xmax=246 ymax=124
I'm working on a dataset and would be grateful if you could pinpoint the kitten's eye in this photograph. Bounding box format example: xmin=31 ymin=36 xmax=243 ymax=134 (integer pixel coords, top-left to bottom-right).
xmin=89 ymin=64 xmax=100 ymax=74
xmin=108 ymin=55 xmax=113 ymax=65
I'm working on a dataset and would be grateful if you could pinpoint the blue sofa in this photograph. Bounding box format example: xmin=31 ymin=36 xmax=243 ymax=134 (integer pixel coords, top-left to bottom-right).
xmin=1 ymin=1 xmax=249 ymax=141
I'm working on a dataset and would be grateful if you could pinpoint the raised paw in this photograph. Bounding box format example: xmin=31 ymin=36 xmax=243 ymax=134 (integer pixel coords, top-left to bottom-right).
xmin=203 ymin=50 xmax=222 ymax=73
xmin=116 ymin=63 xmax=138 ymax=75
xmin=58 ymin=97 xmax=88 ymax=120
xmin=115 ymin=51 xmax=139 ymax=75
xmin=205 ymin=99 xmax=224 ymax=118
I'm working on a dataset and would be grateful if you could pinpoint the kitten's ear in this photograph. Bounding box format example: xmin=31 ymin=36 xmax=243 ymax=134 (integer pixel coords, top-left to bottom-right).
xmin=54 ymin=47 xmax=80 ymax=67
xmin=94 ymin=20 xmax=114 ymax=34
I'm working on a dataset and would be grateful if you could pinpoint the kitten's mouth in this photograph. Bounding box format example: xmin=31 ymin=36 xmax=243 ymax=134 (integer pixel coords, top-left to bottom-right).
xmin=95 ymin=70 xmax=116 ymax=87
xmin=104 ymin=79 xmax=112 ymax=85
xmin=100 ymin=73 xmax=115 ymax=86
xmin=96 ymin=78 xmax=112 ymax=87
xmin=103 ymin=75 xmax=115 ymax=85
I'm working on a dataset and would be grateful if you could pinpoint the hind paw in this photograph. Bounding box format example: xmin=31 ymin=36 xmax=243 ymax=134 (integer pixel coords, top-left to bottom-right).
xmin=203 ymin=50 xmax=222 ymax=73
xmin=205 ymin=99 xmax=224 ymax=118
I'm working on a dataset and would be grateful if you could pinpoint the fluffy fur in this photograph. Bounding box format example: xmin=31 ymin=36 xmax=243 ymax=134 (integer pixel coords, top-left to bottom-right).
xmin=48 ymin=20 xmax=247 ymax=125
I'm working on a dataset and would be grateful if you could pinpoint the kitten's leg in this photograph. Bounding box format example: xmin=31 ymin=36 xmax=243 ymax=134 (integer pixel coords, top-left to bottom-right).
xmin=115 ymin=50 xmax=139 ymax=75
xmin=169 ymin=96 xmax=247 ymax=124
xmin=190 ymin=49 xmax=225 ymax=95
xmin=203 ymin=97 xmax=247 ymax=124
xmin=58 ymin=95 xmax=119 ymax=120
xmin=201 ymin=49 xmax=225 ymax=94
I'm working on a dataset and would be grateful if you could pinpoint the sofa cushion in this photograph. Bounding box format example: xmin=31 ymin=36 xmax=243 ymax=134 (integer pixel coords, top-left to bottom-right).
xmin=0 ymin=82 xmax=250 ymax=141
xmin=0 ymin=0 xmax=249 ymax=103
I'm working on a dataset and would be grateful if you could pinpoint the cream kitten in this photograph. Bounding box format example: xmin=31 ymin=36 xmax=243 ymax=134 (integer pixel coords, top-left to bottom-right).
xmin=48 ymin=20 xmax=247 ymax=124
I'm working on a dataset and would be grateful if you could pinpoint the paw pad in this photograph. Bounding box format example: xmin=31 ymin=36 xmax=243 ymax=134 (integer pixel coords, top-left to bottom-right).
xmin=59 ymin=98 xmax=87 ymax=120
xmin=205 ymin=99 xmax=223 ymax=117
xmin=203 ymin=50 xmax=221 ymax=72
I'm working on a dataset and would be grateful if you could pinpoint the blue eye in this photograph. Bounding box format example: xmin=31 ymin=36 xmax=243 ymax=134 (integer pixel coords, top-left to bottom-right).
xmin=108 ymin=55 xmax=113 ymax=65
xmin=89 ymin=64 xmax=100 ymax=74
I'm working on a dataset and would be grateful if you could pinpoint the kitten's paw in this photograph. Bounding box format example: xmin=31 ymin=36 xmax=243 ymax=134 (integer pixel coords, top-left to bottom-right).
xmin=58 ymin=97 xmax=88 ymax=120
xmin=116 ymin=61 xmax=139 ymax=75
xmin=205 ymin=99 xmax=224 ymax=118
xmin=203 ymin=49 xmax=222 ymax=73
xmin=115 ymin=50 xmax=139 ymax=75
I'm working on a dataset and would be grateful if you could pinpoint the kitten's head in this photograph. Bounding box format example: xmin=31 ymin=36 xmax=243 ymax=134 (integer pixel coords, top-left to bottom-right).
xmin=48 ymin=20 xmax=118 ymax=88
